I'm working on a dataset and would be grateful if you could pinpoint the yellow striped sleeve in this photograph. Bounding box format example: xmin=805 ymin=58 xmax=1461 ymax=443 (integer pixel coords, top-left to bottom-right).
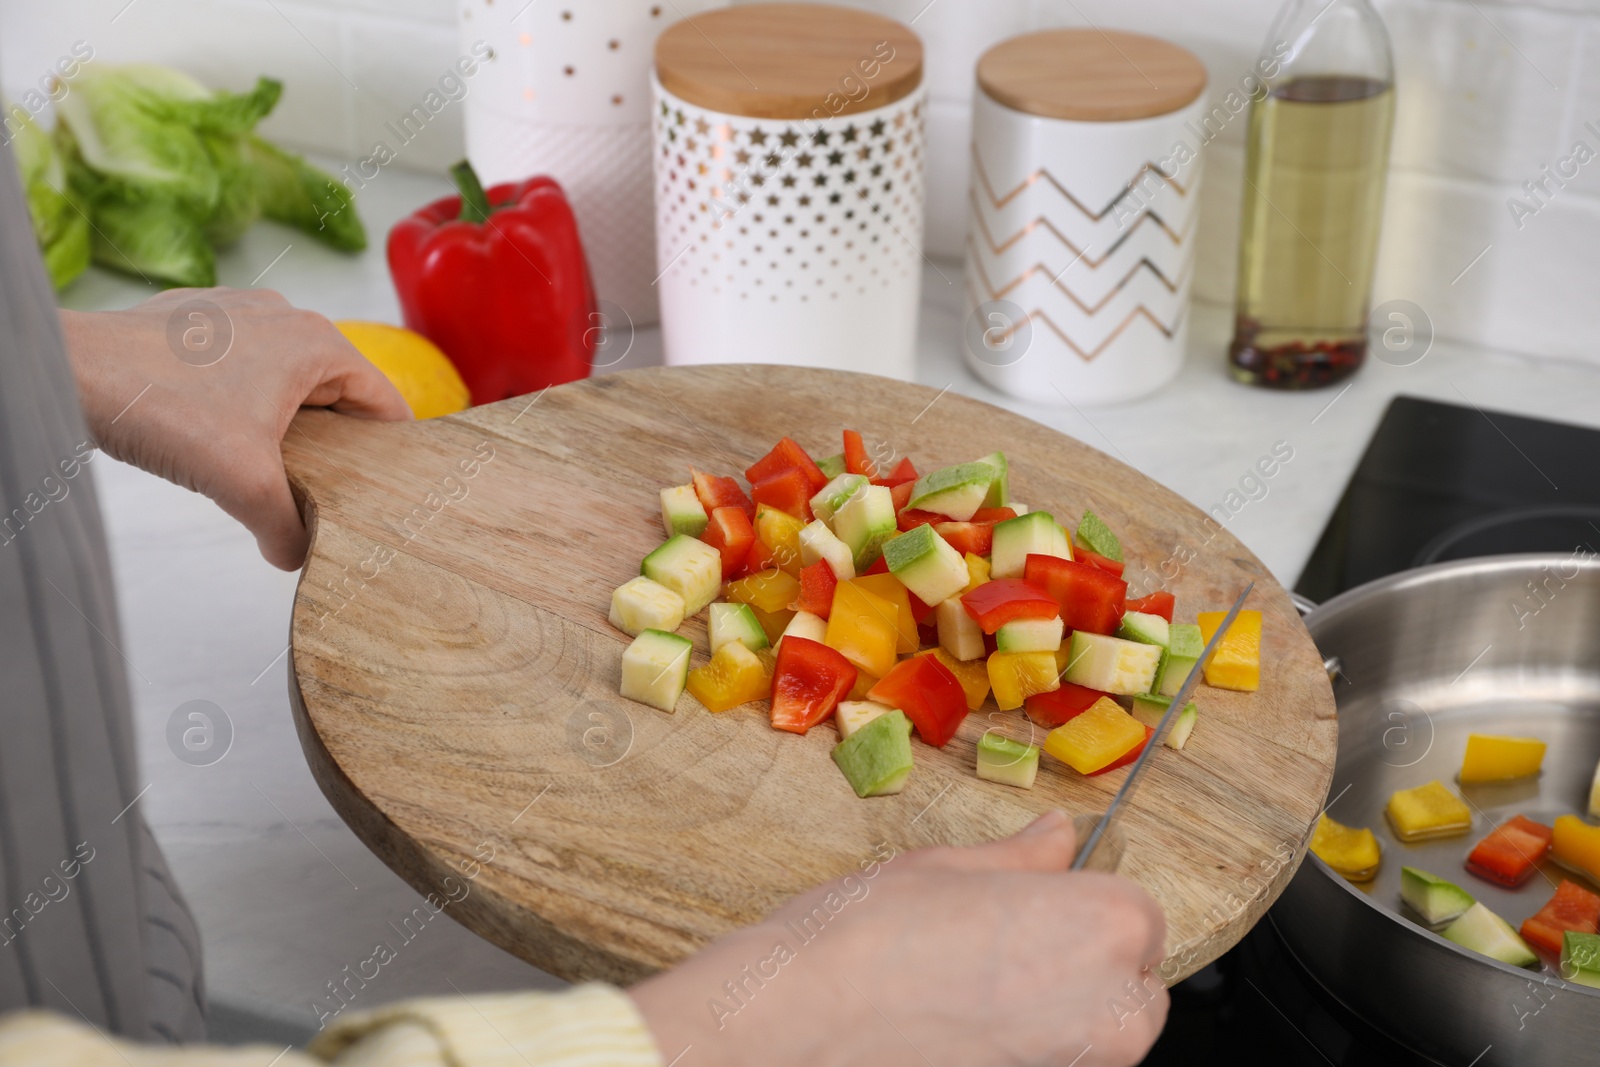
xmin=0 ymin=1010 xmax=317 ymax=1066
xmin=310 ymin=983 xmax=662 ymax=1067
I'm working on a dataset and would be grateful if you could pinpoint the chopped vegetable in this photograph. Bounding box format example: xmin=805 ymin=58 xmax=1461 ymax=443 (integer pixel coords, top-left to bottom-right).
xmin=1115 ymin=610 xmax=1169 ymax=647
xmin=692 ymin=469 xmax=754 ymax=518
xmin=1196 ymin=609 xmax=1262 ymax=691
xmin=798 ymin=519 xmax=856 ymax=580
xmin=1521 ymin=880 xmax=1600 ymax=956
xmin=877 ymin=456 xmax=919 ymax=487
xmin=1154 ymin=624 xmax=1204 ymax=698
xmin=960 ymin=579 xmax=1060 ymax=634
xmin=1385 ymin=781 xmax=1472 ymax=843
xmin=1129 ymin=693 xmax=1198 ymax=750
xmin=687 ymin=640 xmax=773 ymax=712
xmin=781 ymin=611 xmax=829 ymax=646
xmin=1061 ymin=631 xmax=1161 ymax=695
xmin=850 ymin=575 xmax=920 ymax=654
xmin=868 ymin=655 xmax=969 ymax=747
xmin=823 ymin=580 xmax=900 ymax=679
xmin=752 ymin=467 xmax=817 ymax=522
xmin=1309 ymin=813 xmax=1381 ymax=882
xmin=660 ymin=485 xmax=709 ymax=538
xmin=1024 ymin=554 xmax=1125 ymax=635
xmin=907 ymin=462 xmax=1000 ymax=521
xmin=883 ymin=524 xmax=969 ymax=606
xmin=709 ymin=602 xmax=769 ymax=654
xmin=1464 ymin=815 xmax=1552 ymax=887
xmin=816 ymin=453 xmax=847 ymax=479
xmin=929 ymin=520 xmax=993 ymax=559
xmin=1442 ymin=902 xmax=1538 ymax=968
xmin=755 ymin=505 xmax=806 ymax=576
xmin=1073 ymin=510 xmax=1123 ymax=563
xmin=1025 ymin=682 xmax=1109 ymax=728
xmin=702 ymin=506 xmax=755 ymax=579
xmin=832 ymin=709 xmax=914 ymax=797
xmin=836 ymin=699 xmax=894 ymax=739
xmin=609 ymin=576 xmax=686 ymax=637
xmin=811 ymin=473 xmax=869 ymax=524
xmin=1551 ymin=815 xmax=1600 ymax=883
xmin=770 ymin=637 xmax=856 ymax=734
xmin=1042 ymin=696 xmax=1145 ymax=774
xmin=1562 ymin=931 xmax=1600 ymax=987
xmin=641 ymin=535 xmax=723 ymax=615
xmin=792 ymin=560 xmax=838 ymax=618
xmin=842 ymin=429 xmax=876 ymax=478
xmin=963 ymin=552 xmax=990 ymax=592
xmin=748 ymin=604 xmax=796 ymax=645
xmin=620 ymin=629 xmax=692 ymax=712
xmin=936 ymin=595 xmax=986 ymax=661
xmin=725 ymin=568 xmax=801 ymax=615
xmin=1459 ymin=734 xmax=1546 ymax=784
xmin=995 ymin=616 xmax=1064 ymax=653
xmin=976 ymin=451 xmax=1009 ymax=507
xmin=1077 ymin=549 xmax=1125 ymax=577
xmin=976 ymin=732 xmax=1039 ymax=789
xmin=1400 ymin=867 xmax=1474 ymax=927
xmin=990 ymin=511 xmax=1071 ymax=579
xmin=988 ymin=651 xmax=1061 ymax=710
xmin=1125 ymin=591 xmax=1175 ymax=622
xmin=831 ymin=483 xmax=897 ymax=572
xmin=745 ymin=436 xmax=827 ymax=494
xmin=920 ymin=648 xmax=991 ymax=710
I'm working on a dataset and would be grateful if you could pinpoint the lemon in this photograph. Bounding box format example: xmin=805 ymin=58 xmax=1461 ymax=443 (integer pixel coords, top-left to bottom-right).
xmin=335 ymin=320 xmax=470 ymax=419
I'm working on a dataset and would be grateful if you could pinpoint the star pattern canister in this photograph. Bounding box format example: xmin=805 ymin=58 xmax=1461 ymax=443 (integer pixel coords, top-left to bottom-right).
xmin=651 ymin=4 xmax=926 ymax=379
xmin=963 ymin=30 xmax=1209 ymax=405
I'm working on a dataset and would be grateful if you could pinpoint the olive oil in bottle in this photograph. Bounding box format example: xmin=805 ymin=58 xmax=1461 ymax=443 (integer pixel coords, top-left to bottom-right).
xmin=1229 ymin=0 xmax=1395 ymax=389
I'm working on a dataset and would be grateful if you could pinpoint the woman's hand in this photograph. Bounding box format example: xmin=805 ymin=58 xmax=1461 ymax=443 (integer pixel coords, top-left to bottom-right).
xmin=62 ymin=287 xmax=411 ymax=570
xmin=629 ymin=810 xmax=1169 ymax=1067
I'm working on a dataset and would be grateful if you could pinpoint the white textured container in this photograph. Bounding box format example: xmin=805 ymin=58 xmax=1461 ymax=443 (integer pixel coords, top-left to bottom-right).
xmin=963 ymin=30 xmax=1209 ymax=405
xmin=460 ymin=0 xmax=726 ymax=326
xmin=651 ymin=4 xmax=926 ymax=379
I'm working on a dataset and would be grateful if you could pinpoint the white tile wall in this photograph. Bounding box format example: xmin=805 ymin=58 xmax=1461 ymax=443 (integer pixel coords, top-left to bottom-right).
xmin=6 ymin=0 xmax=1600 ymax=365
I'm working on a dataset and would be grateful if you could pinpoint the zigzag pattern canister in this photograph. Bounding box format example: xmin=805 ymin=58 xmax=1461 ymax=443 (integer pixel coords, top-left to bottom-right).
xmin=963 ymin=78 xmax=1209 ymax=404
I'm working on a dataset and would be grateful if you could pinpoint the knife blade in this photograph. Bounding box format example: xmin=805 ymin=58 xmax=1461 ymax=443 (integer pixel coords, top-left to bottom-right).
xmin=1070 ymin=581 xmax=1255 ymax=871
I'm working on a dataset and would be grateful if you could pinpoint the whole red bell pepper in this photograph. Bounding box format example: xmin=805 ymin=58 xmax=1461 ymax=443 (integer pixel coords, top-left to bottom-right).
xmin=387 ymin=160 xmax=596 ymax=405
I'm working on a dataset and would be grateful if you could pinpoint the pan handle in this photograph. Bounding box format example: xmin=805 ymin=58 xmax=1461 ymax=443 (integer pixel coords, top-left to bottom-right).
xmin=1287 ymin=592 xmax=1343 ymax=683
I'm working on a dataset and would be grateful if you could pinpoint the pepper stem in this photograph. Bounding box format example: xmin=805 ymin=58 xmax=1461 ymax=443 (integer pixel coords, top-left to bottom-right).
xmin=451 ymin=159 xmax=492 ymax=224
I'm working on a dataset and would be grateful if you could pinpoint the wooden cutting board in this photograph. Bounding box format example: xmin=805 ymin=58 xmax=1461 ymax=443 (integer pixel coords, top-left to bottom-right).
xmin=283 ymin=364 xmax=1337 ymax=986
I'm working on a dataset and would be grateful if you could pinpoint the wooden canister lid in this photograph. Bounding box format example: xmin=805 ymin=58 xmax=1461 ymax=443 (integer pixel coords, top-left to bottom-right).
xmin=655 ymin=3 xmax=923 ymax=119
xmin=977 ymin=29 xmax=1206 ymax=122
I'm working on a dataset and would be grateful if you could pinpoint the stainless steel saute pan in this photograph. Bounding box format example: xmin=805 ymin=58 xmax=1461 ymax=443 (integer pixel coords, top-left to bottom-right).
xmin=1275 ymin=554 xmax=1600 ymax=1066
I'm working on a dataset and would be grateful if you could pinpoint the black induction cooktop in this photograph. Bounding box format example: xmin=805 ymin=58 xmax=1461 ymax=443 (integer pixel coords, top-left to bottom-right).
xmin=1139 ymin=395 xmax=1600 ymax=1067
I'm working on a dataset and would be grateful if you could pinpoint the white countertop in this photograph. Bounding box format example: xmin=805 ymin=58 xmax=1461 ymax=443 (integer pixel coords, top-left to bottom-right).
xmin=61 ymin=163 xmax=1600 ymax=1041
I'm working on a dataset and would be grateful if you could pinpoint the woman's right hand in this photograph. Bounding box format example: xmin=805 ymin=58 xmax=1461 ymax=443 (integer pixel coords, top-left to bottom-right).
xmin=629 ymin=810 xmax=1168 ymax=1067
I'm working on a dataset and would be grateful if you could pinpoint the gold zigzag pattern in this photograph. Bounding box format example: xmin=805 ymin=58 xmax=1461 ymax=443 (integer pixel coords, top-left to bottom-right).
xmin=964 ymin=282 xmax=1187 ymax=365
xmin=965 ymin=237 xmax=1191 ymax=316
xmin=967 ymin=188 xmax=1196 ymax=275
xmin=970 ymin=149 xmax=1193 ymax=218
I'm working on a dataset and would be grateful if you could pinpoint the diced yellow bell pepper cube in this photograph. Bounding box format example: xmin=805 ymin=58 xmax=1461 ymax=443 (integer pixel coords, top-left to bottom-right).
xmin=849 ymin=574 xmax=919 ymax=654
xmin=686 ymin=641 xmax=773 ymax=712
xmin=1197 ymin=609 xmax=1261 ymax=691
xmin=748 ymin=605 xmax=795 ymax=645
xmin=847 ymin=670 xmax=880 ymax=702
xmin=918 ymin=647 xmax=991 ymax=711
xmin=824 ymin=580 xmax=900 ymax=679
xmin=987 ymin=651 xmax=1060 ymax=711
xmin=1459 ymin=733 xmax=1546 ymax=784
xmin=1385 ymin=780 xmax=1472 ymax=843
xmin=963 ymin=552 xmax=990 ymax=593
xmin=1309 ymin=813 xmax=1381 ymax=882
xmin=726 ymin=568 xmax=801 ymax=615
xmin=1043 ymin=696 xmax=1145 ymax=774
xmin=756 ymin=504 xmax=807 ymax=576
xmin=1054 ymin=642 xmax=1071 ymax=676
xmin=1552 ymin=815 xmax=1600 ymax=883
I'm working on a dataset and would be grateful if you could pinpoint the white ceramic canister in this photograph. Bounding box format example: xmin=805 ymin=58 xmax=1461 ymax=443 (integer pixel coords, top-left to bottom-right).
xmin=460 ymin=0 xmax=727 ymax=326
xmin=651 ymin=3 xmax=926 ymax=379
xmin=963 ymin=30 xmax=1209 ymax=405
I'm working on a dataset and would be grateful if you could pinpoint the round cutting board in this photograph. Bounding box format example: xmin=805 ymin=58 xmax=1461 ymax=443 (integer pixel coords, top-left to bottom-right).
xmin=283 ymin=364 xmax=1336 ymax=985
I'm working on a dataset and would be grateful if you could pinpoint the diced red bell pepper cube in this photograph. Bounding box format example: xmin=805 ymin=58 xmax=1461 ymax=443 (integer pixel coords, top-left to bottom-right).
xmin=865 ymin=555 xmax=890 ymax=576
xmin=751 ymin=466 xmax=814 ymax=521
xmin=1024 ymin=554 xmax=1126 ymax=636
xmin=970 ymin=507 xmax=1018 ymax=524
xmin=1078 ymin=548 xmax=1125 ymax=577
xmin=746 ymin=536 xmax=777 ymax=575
xmin=898 ymin=508 xmax=944 ymax=533
xmin=770 ymin=637 xmax=857 ymax=734
xmin=960 ymin=578 xmax=1061 ymax=634
xmin=702 ymin=506 xmax=754 ymax=580
xmin=1089 ymin=725 xmax=1154 ymax=776
xmin=843 ymin=429 xmax=877 ymax=479
xmin=867 ymin=654 xmax=969 ymax=747
xmin=934 ymin=521 xmax=992 ymax=558
xmin=1521 ymin=880 xmax=1600 ymax=956
xmin=905 ymin=585 xmax=937 ymax=625
xmin=890 ymin=481 xmax=915 ymax=514
xmin=691 ymin=468 xmax=753 ymax=518
xmin=746 ymin=437 xmax=827 ymax=494
xmin=1465 ymin=814 xmax=1553 ymax=887
xmin=792 ymin=561 xmax=837 ymax=618
xmin=874 ymin=456 xmax=918 ymax=487
xmin=1125 ymin=591 xmax=1175 ymax=622
xmin=1024 ymin=682 xmax=1110 ymax=728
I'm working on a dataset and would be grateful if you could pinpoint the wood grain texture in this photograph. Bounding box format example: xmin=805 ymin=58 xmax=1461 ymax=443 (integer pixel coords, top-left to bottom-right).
xmin=978 ymin=30 xmax=1207 ymax=122
xmin=654 ymin=3 xmax=923 ymax=119
xmin=283 ymin=365 xmax=1336 ymax=986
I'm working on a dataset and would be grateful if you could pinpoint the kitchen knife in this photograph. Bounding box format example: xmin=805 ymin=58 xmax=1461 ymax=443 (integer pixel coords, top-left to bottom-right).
xmin=1071 ymin=582 xmax=1256 ymax=871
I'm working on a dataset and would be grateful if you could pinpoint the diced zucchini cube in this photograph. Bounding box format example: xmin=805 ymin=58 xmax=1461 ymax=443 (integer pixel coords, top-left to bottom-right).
xmin=995 ymin=616 xmax=1064 ymax=653
xmin=641 ymin=534 xmax=723 ymax=615
xmin=831 ymin=483 xmax=896 ymax=572
xmin=937 ymin=596 xmax=986 ymax=661
xmin=990 ymin=510 xmax=1070 ymax=579
xmin=836 ymin=699 xmax=894 ymax=739
xmin=709 ymin=601 xmax=769 ymax=654
xmin=660 ymin=484 xmax=709 ymax=538
xmin=976 ymin=732 xmax=1039 ymax=789
xmin=882 ymin=524 xmax=968 ymax=605
xmin=976 ymin=451 xmax=1008 ymax=508
xmin=620 ymin=629 xmax=692 ymax=712
xmin=1073 ymin=509 xmax=1122 ymax=563
xmin=799 ymin=519 xmax=856 ymax=580
xmin=816 ymin=453 xmax=847 ymax=479
xmin=1063 ymin=631 xmax=1161 ymax=695
xmin=1155 ymin=623 xmax=1203 ymax=697
xmin=832 ymin=709 xmax=914 ymax=797
xmin=1116 ymin=610 xmax=1169 ymax=647
xmin=907 ymin=462 xmax=998 ymax=521
xmin=810 ymin=473 xmax=869 ymax=525
xmin=609 ymin=576 xmax=686 ymax=636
